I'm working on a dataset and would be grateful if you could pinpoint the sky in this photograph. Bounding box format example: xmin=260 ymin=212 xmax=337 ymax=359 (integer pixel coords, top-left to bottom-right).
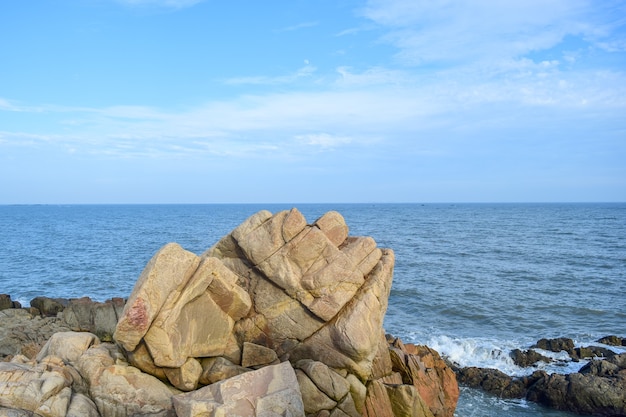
xmin=1 ymin=0 xmax=625 ymax=204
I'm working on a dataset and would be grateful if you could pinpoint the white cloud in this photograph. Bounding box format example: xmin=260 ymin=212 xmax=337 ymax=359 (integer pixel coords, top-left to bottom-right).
xmin=295 ymin=133 xmax=353 ymax=149
xmin=360 ymin=0 xmax=610 ymax=66
xmin=335 ymin=66 xmax=411 ymax=87
xmin=276 ymin=21 xmax=319 ymax=33
xmin=223 ymin=65 xmax=317 ymax=86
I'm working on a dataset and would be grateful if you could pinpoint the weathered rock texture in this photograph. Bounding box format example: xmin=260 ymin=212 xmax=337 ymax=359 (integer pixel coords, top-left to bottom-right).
xmin=527 ymin=354 xmax=626 ymax=417
xmin=112 ymin=208 xmax=459 ymax=417
xmin=0 ymin=309 xmax=70 ymax=360
xmin=1 ymin=209 xmax=460 ymax=417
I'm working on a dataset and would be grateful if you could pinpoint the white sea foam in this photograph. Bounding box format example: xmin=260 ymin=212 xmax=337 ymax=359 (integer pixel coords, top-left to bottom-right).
xmin=410 ymin=334 xmax=605 ymax=377
xmin=425 ymin=335 xmax=530 ymax=376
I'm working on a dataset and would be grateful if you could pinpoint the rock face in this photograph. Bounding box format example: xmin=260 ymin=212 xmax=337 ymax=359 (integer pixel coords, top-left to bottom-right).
xmin=112 ymin=208 xmax=459 ymax=417
xmin=0 ymin=209 xmax=460 ymax=417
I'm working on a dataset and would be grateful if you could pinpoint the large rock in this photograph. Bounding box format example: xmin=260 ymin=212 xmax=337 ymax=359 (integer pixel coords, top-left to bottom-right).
xmin=61 ymin=297 xmax=126 ymax=342
xmin=113 ymin=242 xmax=201 ymax=352
xmin=112 ymin=208 xmax=460 ymax=415
xmin=0 ymin=355 xmax=100 ymax=417
xmin=455 ymin=367 xmax=535 ymax=399
xmin=76 ymin=343 xmax=176 ymax=417
xmin=0 ymin=295 xmax=20 ymax=311
xmin=527 ymin=353 xmax=626 ymax=416
xmin=113 ymin=209 xmax=394 ymax=383
xmin=172 ymin=361 xmax=305 ymax=417
xmin=0 ymin=209 xmax=462 ymax=417
xmin=29 ymin=297 xmax=68 ymax=317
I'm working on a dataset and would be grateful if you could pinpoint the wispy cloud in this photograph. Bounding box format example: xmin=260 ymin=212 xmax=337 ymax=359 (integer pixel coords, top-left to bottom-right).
xmin=361 ymin=0 xmax=622 ymax=67
xmin=295 ymin=133 xmax=354 ymax=149
xmin=335 ymin=66 xmax=411 ymax=87
xmin=223 ymin=65 xmax=318 ymax=86
xmin=3 ymin=65 xmax=624 ymax=162
xmin=275 ymin=21 xmax=319 ymax=33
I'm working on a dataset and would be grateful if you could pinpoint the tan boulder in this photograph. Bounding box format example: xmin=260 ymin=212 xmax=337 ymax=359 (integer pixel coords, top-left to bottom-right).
xmin=205 ymin=258 xmax=252 ymax=321
xmin=241 ymin=342 xmax=279 ymax=368
xmin=314 ymin=211 xmax=349 ymax=247
xmin=76 ymin=344 xmax=176 ymax=417
xmin=294 ymin=359 xmax=361 ymax=417
xmin=143 ymin=257 xmax=236 ymax=368
xmin=203 ymin=210 xmax=273 ymax=261
xmin=114 ymin=242 xmax=200 ymax=352
xmin=198 ymin=356 xmax=249 ymax=385
xmin=386 ymin=384 xmax=435 ymax=417
xmin=163 ymin=357 xmax=203 ymax=391
xmin=172 ymin=361 xmax=305 ymax=417
xmin=289 ymin=250 xmax=394 ymax=380
xmin=235 ymin=208 xmax=308 ymax=266
xmin=125 ymin=340 xmax=168 ymax=381
xmin=345 ymin=373 xmax=367 ymax=414
xmin=246 ymin=272 xmax=325 ymax=354
xmin=36 ymin=331 xmax=100 ymax=364
xmin=295 ymin=369 xmax=337 ymax=414
xmin=295 ymin=360 xmax=350 ymax=402
xmin=109 ymin=208 xmax=459 ymax=417
xmin=256 ymin=218 xmax=380 ymax=323
xmin=0 ymin=359 xmax=73 ymax=417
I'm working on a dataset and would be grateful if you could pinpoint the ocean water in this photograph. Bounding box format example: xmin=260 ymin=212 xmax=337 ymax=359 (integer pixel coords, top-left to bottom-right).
xmin=1 ymin=203 xmax=625 ymax=416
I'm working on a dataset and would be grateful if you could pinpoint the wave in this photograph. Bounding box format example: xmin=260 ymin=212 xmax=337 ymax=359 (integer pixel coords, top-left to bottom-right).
xmin=400 ymin=333 xmax=626 ymax=378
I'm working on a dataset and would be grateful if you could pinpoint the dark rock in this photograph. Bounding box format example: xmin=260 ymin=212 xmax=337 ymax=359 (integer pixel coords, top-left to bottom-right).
xmin=597 ymin=335 xmax=626 ymax=347
xmin=0 ymin=294 xmax=12 ymax=310
xmin=510 ymin=348 xmax=552 ymax=367
xmin=62 ymin=297 xmax=126 ymax=342
xmin=532 ymin=338 xmax=574 ymax=355
xmin=573 ymin=346 xmax=616 ymax=360
xmin=0 ymin=294 xmax=20 ymax=310
xmin=455 ymin=367 xmax=530 ymax=399
xmin=579 ymin=353 xmax=626 ymax=377
xmin=29 ymin=296 xmax=68 ymax=317
xmin=527 ymin=354 xmax=626 ymax=416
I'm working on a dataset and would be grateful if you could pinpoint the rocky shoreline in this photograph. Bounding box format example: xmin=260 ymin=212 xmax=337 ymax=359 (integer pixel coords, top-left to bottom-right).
xmin=1 ymin=209 xmax=625 ymax=417
xmin=0 ymin=209 xmax=460 ymax=417
xmin=453 ymin=336 xmax=626 ymax=416
xmin=2 ymin=297 xmax=625 ymax=417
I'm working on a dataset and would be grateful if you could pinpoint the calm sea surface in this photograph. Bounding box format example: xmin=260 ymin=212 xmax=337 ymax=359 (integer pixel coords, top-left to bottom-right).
xmin=1 ymin=203 xmax=625 ymax=416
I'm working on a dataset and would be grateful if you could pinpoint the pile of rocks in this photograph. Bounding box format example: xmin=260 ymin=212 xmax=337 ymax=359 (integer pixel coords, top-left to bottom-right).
xmin=454 ymin=336 xmax=626 ymax=416
xmin=0 ymin=209 xmax=460 ymax=417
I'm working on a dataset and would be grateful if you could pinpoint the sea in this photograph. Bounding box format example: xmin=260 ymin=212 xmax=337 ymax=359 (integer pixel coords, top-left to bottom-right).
xmin=1 ymin=203 xmax=625 ymax=417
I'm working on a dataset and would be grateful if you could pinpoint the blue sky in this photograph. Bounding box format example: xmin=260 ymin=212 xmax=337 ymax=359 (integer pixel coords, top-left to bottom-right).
xmin=1 ymin=0 xmax=625 ymax=203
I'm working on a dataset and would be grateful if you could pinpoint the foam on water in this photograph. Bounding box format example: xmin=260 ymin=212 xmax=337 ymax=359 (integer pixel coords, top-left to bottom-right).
xmin=401 ymin=333 xmax=625 ymax=378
